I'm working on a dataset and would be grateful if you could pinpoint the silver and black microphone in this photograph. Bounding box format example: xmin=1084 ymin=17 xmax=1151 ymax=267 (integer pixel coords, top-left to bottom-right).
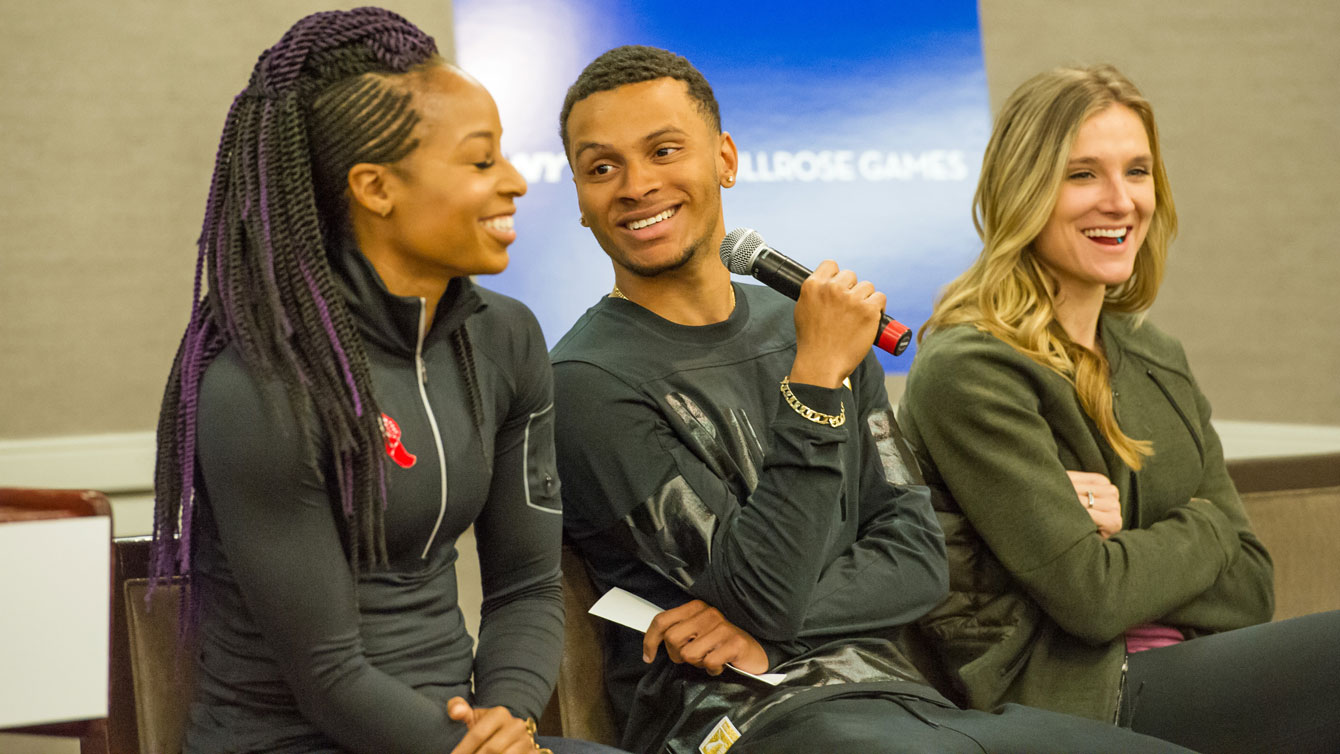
xmin=719 ymin=227 xmax=911 ymax=356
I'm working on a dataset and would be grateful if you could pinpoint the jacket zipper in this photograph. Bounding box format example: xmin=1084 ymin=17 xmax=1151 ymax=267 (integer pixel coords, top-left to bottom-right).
xmin=1113 ymin=655 xmax=1129 ymax=724
xmin=416 ymin=298 xmax=450 ymax=559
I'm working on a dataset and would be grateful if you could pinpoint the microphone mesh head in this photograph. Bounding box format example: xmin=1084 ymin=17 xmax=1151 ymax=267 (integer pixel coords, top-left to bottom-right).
xmin=719 ymin=227 xmax=766 ymax=274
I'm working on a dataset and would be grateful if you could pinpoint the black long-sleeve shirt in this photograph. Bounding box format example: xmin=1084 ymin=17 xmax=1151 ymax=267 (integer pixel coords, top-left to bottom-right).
xmin=185 ymin=248 xmax=564 ymax=754
xmin=551 ymin=284 xmax=948 ymax=748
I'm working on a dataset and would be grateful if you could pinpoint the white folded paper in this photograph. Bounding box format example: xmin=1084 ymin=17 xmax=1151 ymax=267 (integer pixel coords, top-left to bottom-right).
xmin=588 ymin=587 xmax=786 ymax=686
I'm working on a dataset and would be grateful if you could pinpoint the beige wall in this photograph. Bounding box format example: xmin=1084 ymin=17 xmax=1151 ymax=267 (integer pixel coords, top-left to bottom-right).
xmin=1 ymin=0 xmax=1337 ymax=444
xmin=978 ymin=0 xmax=1340 ymax=424
xmin=0 ymin=1 xmax=454 ymax=441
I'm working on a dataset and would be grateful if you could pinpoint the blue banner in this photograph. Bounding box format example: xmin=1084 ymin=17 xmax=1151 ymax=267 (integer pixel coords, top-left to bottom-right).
xmin=455 ymin=0 xmax=990 ymax=370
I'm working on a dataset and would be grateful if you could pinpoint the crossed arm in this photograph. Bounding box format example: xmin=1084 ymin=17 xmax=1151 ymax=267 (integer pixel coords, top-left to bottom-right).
xmin=902 ymin=334 xmax=1272 ymax=644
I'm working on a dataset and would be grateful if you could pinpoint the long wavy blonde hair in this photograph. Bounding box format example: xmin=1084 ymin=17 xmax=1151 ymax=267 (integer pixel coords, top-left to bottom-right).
xmin=923 ymin=64 xmax=1178 ymax=469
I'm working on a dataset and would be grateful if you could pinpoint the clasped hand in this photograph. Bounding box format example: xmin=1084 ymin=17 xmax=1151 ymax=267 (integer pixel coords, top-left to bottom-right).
xmin=446 ymin=698 xmax=543 ymax=754
xmin=643 ymin=599 xmax=770 ymax=676
xmin=1065 ymin=470 xmax=1123 ymax=539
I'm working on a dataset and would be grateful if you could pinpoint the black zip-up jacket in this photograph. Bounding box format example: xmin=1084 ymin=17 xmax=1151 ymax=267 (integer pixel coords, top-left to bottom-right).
xmin=185 ymin=246 xmax=564 ymax=754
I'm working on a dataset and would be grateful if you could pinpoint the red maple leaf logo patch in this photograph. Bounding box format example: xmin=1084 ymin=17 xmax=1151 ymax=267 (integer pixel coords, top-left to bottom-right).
xmin=379 ymin=413 xmax=417 ymax=469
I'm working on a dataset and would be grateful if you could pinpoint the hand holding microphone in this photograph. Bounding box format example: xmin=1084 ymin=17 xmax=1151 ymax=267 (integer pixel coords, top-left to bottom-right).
xmin=719 ymin=228 xmax=912 ymax=356
xmin=788 ymin=262 xmax=886 ymax=388
xmin=719 ymin=228 xmax=911 ymax=388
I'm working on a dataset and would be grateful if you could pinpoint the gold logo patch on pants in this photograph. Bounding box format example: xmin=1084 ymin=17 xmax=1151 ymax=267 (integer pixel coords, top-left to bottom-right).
xmin=699 ymin=715 xmax=741 ymax=754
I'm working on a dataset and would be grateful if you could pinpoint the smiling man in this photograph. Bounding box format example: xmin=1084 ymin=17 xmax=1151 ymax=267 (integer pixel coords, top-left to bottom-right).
xmin=560 ymin=55 xmax=738 ymax=327
xmin=549 ymin=45 xmax=1197 ymax=754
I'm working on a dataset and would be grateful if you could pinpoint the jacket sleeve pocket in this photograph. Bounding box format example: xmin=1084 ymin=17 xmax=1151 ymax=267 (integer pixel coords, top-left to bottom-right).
xmin=523 ymin=402 xmax=562 ymax=514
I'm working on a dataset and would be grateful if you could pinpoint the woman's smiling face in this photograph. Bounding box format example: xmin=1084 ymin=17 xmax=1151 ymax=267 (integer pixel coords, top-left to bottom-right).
xmin=380 ymin=66 xmax=528 ymax=282
xmin=1033 ymin=103 xmax=1155 ymax=304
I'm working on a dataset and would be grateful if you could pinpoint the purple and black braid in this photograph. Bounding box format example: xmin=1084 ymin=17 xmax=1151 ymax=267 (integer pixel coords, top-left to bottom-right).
xmin=151 ymin=8 xmax=442 ymax=605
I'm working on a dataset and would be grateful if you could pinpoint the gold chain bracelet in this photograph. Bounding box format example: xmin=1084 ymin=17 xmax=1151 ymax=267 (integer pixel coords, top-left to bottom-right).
xmin=525 ymin=718 xmax=554 ymax=754
xmin=780 ymin=376 xmax=845 ymax=427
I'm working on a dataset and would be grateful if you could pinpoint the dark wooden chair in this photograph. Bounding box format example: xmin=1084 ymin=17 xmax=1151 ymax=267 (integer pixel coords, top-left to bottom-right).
xmin=116 ymin=535 xmax=196 ymax=754
xmin=537 ymin=544 xmax=619 ymax=745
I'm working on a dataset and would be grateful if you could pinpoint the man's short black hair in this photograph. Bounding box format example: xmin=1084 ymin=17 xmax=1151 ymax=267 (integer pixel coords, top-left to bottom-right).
xmin=559 ymin=45 xmax=721 ymax=156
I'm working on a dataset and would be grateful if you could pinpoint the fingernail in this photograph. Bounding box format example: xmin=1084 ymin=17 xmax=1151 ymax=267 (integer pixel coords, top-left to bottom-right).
xmin=642 ymin=652 xmax=651 ymax=663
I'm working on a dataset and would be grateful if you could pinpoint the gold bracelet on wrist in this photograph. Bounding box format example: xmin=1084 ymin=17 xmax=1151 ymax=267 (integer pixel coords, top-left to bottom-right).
xmin=780 ymin=376 xmax=845 ymax=427
xmin=525 ymin=718 xmax=554 ymax=754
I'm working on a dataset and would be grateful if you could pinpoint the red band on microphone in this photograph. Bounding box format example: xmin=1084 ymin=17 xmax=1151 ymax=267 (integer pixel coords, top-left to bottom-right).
xmin=876 ymin=319 xmax=912 ymax=356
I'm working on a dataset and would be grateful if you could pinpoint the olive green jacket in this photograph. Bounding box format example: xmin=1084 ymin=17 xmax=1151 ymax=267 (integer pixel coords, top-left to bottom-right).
xmin=898 ymin=315 xmax=1274 ymax=721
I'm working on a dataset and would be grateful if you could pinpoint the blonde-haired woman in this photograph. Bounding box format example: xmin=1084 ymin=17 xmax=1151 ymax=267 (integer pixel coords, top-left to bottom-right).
xmin=900 ymin=64 xmax=1339 ymax=754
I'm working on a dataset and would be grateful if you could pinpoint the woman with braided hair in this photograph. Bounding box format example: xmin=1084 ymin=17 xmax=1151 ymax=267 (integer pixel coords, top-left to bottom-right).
xmin=151 ymin=8 xmax=623 ymax=754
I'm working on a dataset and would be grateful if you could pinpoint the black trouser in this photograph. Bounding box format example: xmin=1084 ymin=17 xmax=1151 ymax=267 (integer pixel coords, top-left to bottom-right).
xmin=733 ymin=697 xmax=1196 ymax=754
xmin=1123 ymin=609 xmax=1340 ymax=754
